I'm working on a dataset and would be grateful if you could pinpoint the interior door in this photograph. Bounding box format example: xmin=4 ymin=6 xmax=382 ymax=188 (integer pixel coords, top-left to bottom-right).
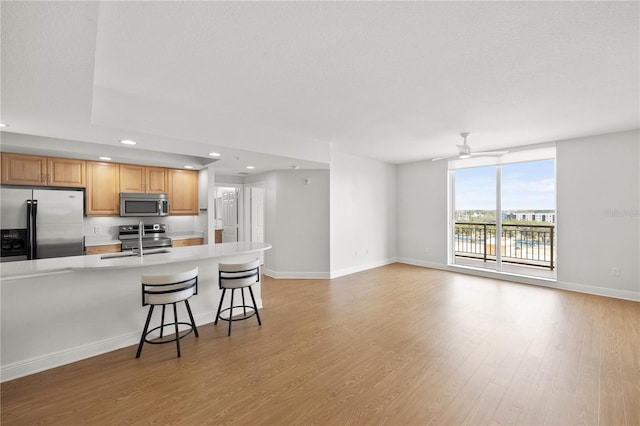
xmin=222 ymin=190 xmax=238 ymax=242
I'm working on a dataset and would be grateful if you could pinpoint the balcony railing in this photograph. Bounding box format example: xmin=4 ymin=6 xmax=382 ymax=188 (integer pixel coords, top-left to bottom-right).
xmin=454 ymin=222 xmax=555 ymax=270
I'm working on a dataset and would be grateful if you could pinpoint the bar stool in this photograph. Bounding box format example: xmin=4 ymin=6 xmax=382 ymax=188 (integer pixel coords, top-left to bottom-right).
xmin=215 ymin=259 xmax=262 ymax=336
xmin=136 ymin=267 xmax=199 ymax=358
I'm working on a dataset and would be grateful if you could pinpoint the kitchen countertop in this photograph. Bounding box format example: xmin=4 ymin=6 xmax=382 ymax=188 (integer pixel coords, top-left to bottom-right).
xmin=1 ymin=242 xmax=271 ymax=280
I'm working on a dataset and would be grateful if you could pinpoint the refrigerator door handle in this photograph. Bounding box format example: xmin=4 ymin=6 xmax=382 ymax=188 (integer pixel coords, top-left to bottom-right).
xmin=32 ymin=200 xmax=38 ymax=259
xmin=26 ymin=200 xmax=33 ymax=260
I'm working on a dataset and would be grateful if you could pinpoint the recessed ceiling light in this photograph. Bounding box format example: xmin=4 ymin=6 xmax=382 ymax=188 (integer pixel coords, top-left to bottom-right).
xmin=246 ymin=166 xmax=255 ymax=170
xmin=184 ymin=165 xmax=194 ymax=169
xmin=209 ymin=152 xmax=221 ymax=157
xmin=120 ymin=139 xmax=136 ymax=145
xmin=99 ymin=156 xmax=112 ymax=161
xmin=0 ymin=123 xmax=7 ymax=128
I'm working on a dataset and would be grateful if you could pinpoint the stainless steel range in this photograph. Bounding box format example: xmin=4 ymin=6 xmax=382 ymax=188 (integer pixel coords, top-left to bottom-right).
xmin=119 ymin=223 xmax=172 ymax=251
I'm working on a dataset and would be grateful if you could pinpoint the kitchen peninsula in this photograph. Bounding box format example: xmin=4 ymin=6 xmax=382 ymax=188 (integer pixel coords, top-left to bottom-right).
xmin=0 ymin=242 xmax=271 ymax=382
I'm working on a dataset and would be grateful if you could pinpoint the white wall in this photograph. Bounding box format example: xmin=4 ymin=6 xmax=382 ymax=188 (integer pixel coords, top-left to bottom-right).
xmin=329 ymin=150 xmax=397 ymax=277
xmin=396 ymin=159 xmax=449 ymax=267
xmin=396 ymin=129 xmax=640 ymax=301
xmin=251 ymin=170 xmax=330 ymax=278
xmin=556 ymin=130 xmax=639 ymax=299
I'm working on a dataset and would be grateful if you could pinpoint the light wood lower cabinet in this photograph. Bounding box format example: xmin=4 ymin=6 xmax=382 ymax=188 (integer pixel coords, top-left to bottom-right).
xmin=85 ymin=244 xmax=121 ymax=255
xmin=172 ymin=238 xmax=204 ymax=248
xmin=215 ymin=229 xmax=222 ymax=244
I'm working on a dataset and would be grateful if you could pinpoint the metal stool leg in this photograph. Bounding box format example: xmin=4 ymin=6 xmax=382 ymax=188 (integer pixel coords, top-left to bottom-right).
xmin=136 ymin=305 xmax=155 ymax=358
xmin=215 ymin=289 xmax=226 ymax=325
xmin=228 ymin=289 xmax=235 ymax=336
xmin=184 ymin=299 xmax=199 ymax=337
xmin=242 ymin=289 xmax=247 ymax=316
xmin=248 ymin=286 xmax=262 ymax=326
xmin=160 ymin=305 xmax=166 ymax=338
xmin=173 ymin=303 xmax=181 ymax=358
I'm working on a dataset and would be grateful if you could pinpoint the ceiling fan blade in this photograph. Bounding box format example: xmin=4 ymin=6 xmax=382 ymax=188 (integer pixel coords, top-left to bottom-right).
xmin=470 ymin=150 xmax=509 ymax=157
xmin=431 ymin=155 xmax=456 ymax=161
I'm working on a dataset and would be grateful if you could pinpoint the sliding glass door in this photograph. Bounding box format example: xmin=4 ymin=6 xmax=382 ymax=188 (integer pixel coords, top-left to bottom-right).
xmin=500 ymin=160 xmax=556 ymax=278
xmin=452 ymin=166 xmax=498 ymax=271
xmin=450 ymin=152 xmax=556 ymax=279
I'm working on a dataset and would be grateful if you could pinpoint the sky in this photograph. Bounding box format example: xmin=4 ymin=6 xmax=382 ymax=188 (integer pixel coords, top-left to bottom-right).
xmin=455 ymin=159 xmax=555 ymax=211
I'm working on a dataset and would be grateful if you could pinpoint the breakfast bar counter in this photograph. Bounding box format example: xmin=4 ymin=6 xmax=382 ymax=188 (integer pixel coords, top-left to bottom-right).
xmin=1 ymin=242 xmax=271 ymax=382
xmin=1 ymin=242 xmax=271 ymax=279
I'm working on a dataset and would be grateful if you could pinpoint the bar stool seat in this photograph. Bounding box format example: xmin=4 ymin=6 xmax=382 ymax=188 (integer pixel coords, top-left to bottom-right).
xmin=136 ymin=267 xmax=199 ymax=358
xmin=215 ymin=259 xmax=262 ymax=336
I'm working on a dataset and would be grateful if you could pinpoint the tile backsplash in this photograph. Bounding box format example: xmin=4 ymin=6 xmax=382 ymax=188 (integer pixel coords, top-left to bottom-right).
xmin=84 ymin=213 xmax=207 ymax=240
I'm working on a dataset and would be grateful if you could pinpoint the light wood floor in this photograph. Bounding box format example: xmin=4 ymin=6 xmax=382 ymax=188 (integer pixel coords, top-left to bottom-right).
xmin=2 ymin=264 xmax=639 ymax=425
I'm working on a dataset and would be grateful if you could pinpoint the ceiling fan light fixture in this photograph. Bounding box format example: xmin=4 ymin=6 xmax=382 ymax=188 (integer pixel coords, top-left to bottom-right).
xmin=459 ymin=153 xmax=472 ymax=159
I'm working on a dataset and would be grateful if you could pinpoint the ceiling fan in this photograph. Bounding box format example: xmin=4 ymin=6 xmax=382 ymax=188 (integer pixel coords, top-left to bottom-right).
xmin=432 ymin=132 xmax=508 ymax=161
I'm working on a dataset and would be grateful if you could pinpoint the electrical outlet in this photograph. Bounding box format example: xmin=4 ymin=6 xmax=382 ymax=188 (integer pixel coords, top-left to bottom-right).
xmin=93 ymin=226 xmax=99 ymax=234
xmin=610 ymin=268 xmax=620 ymax=277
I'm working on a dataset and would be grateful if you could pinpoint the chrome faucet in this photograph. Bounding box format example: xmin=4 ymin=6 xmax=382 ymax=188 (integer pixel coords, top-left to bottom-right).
xmin=137 ymin=221 xmax=144 ymax=257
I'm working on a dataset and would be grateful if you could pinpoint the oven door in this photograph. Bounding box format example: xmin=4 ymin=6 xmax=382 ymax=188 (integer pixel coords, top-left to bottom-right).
xmin=121 ymin=238 xmax=172 ymax=251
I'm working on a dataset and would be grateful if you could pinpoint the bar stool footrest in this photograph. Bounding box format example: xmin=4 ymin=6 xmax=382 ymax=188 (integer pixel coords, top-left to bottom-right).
xmin=218 ymin=305 xmax=258 ymax=322
xmin=144 ymin=322 xmax=196 ymax=345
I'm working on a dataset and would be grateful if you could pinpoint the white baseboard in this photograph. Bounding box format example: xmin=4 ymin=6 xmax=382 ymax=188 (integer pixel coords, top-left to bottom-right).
xmin=263 ymin=257 xmax=397 ymax=280
xmin=553 ymin=280 xmax=640 ymax=301
xmin=395 ymin=257 xmax=449 ymax=271
xmin=329 ymin=257 xmax=397 ymax=279
xmin=0 ymin=311 xmax=222 ymax=383
xmin=263 ymin=269 xmax=330 ymax=279
xmin=397 ymin=257 xmax=640 ymax=302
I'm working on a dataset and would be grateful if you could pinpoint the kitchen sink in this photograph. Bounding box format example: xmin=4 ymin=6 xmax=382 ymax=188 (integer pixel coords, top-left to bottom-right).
xmin=100 ymin=248 xmax=171 ymax=259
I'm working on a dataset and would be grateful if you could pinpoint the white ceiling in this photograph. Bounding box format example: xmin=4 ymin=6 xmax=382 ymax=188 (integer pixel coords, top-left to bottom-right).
xmin=1 ymin=1 xmax=638 ymax=174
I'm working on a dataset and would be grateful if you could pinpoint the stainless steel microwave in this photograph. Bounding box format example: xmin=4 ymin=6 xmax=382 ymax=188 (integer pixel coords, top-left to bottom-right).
xmin=120 ymin=193 xmax=169 ymax=217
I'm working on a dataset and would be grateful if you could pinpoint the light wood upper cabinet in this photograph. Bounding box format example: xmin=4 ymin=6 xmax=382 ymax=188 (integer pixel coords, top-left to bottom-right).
xmin=1 ymin=153 xmax=85 ymax=187
xmin=167 ymin=169 xmax=198 ymax=215
xmin=2 ymin=153 xmax=48 ymax=185
xmin=47 ymin=157 xmax=85 ymax=187
xmin=119 ymin=165 xmax=167 ymax=194
xmin=146 ymin=167 xmax=168 ymax=194
xmin=86 ymin=161 xmax=120 ymax=216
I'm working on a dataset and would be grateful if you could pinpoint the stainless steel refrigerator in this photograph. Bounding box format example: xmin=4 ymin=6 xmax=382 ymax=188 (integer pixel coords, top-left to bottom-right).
xmin=1 ymin=187 xmax=84 ymax=261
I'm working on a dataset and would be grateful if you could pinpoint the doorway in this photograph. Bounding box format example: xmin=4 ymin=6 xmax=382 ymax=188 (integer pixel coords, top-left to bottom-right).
xmin=214 ymin=186 xmax=240 ymax=242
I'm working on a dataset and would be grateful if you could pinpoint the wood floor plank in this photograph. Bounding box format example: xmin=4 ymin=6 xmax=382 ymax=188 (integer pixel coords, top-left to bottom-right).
xmin=2 ymin=264 xmax=638 ymax=425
